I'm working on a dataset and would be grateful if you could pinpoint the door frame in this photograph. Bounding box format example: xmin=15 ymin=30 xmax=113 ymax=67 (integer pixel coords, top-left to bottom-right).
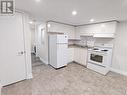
xmin=21 ymin=11 xmax=33 ymax=80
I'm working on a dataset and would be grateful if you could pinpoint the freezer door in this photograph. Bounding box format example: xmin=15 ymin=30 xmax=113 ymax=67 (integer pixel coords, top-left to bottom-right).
xmin=57 ymin=35 xmax=68 ymax=44
xmin=57 ymin=44 xmax=68 ymax=68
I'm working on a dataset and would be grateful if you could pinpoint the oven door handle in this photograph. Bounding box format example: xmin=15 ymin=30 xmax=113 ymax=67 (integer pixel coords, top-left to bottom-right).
xmin=88 ymin=52 xmax=107 ymax=56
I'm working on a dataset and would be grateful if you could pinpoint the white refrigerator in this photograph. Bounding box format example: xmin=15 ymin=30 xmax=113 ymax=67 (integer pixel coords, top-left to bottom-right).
xmin=49 ymin=34 xmax=68 ymax=69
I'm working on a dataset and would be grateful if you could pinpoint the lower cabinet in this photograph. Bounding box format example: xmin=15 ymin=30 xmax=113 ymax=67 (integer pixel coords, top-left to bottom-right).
xmin=74 ymin=48 xmax=80 ymax=63
xmin=74 ymin=48 xmax=87 ymax=66
xmin=67 ymin=47 xmax=87 ymax=66
xmin=67 ymin=48 xmax=74 ymax=63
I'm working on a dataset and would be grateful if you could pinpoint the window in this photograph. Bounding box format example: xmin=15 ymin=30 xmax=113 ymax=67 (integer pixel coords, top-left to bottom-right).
xmin=90 ymin=54 xmax=103 ymax=63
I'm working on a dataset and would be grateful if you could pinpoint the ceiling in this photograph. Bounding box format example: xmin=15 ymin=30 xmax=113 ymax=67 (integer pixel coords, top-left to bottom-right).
xmin=16 ymin=0 xmax=127 ymax=25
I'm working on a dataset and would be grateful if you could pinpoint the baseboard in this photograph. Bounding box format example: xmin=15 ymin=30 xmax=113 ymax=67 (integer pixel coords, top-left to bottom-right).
xmin=39 ymin=57 xmax=48 ymax=64
xmin=110 ymin=68 xmax=127 ymax=76
xmin=26 ymin=73 xmax=33 ymax=79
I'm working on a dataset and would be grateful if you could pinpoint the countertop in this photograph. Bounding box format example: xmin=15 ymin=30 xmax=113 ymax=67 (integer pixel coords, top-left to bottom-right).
xmin=68 ymin=44 xmax=88 ymax=48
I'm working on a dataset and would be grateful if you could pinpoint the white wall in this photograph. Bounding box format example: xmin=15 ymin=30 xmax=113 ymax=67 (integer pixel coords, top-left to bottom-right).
xmin=111 ymin=21 xmax=127 ymax=75
xmin=36 ymin=22 xmax=49 ymax=64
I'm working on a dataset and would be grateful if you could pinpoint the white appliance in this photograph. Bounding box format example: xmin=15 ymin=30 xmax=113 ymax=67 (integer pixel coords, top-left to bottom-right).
xmin=49 ymin=34 xmax=68 ymax=69
xmin=87 ymin=44 xmax=113 ymax=75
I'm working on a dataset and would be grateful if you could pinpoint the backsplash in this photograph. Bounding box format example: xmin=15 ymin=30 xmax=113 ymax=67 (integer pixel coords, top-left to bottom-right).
xmin=68 ymin=36 xmax=114 ymax=48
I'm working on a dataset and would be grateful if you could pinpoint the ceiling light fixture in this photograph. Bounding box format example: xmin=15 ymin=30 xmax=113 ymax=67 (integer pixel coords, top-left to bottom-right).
xmin=47 ymin=24 xmax=51 ymax=28
xmin=29 ymin=21 xmax=33 ymax=24
xmin=36 ymin=0 xmax=41 ymax=2
xmin=72 ymin=11 xmax=77 ymax=16
xmin=90 ymin=19 xmax=95 ymax=23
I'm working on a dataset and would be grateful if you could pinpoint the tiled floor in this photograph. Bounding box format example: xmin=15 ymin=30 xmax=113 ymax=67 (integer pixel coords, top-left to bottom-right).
xmin=2 ymin=55 xmax=127 ymax=95
xmin=31 ymin=53 xmax=43 ymax=67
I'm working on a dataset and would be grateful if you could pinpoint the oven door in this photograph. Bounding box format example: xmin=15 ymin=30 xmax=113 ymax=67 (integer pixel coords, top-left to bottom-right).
xmin=88 ymin=51 xmax=107 ymax=67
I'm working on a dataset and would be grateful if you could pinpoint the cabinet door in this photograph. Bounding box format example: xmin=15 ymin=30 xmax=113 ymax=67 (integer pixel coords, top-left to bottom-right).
xmin=75 ymin=21 xmax=117 ymax=38
xmin=79 ymin=48 xmax=87 ymax=66
xmin=68 ymin=48 xmax=86 ymax=64
xmin=74 ymin=48 xmax=87 ymax=66
xmin=74 ymin=48 xmax=80 ymax=63
xmin=67 ymin=48 xmax=74 ymax=63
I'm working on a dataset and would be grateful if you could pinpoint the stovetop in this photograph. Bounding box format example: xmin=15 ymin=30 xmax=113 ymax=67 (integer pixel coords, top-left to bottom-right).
xmin=92 ymin=48 xmax=109 ymax=52
xmin=88 ymin=44 xmax=113 ymax=53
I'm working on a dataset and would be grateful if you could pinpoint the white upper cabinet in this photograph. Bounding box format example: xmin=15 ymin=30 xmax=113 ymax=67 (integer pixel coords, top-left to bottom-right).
xmin=75 ymin=21 xmax=117 ymax=38
xmin=47 ymin=22 xmax=75 ymax=39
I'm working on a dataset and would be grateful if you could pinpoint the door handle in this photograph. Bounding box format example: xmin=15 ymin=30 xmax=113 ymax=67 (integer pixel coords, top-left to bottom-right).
xmin=18 ymin=51 xmax=25 ymax=55
xmin=20 ymin=51 xmax=24 ymax=55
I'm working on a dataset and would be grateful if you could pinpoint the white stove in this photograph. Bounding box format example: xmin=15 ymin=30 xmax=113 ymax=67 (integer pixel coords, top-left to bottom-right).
xmin=87 ymin=44 xmax=113 ymax=75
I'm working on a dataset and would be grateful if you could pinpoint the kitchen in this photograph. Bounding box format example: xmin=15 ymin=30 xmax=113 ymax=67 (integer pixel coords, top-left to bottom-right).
xmin=1 ymin=0 xmax=127 ymax=95
xmin=31 ymin=19 xmax=127 ymax=95
xmin=36 ymin=20 xmax=125 ymax=75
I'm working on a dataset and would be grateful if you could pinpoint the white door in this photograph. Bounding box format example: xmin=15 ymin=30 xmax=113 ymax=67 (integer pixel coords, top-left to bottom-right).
xmin=0 ymin=13 xmax=26 ymax=86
